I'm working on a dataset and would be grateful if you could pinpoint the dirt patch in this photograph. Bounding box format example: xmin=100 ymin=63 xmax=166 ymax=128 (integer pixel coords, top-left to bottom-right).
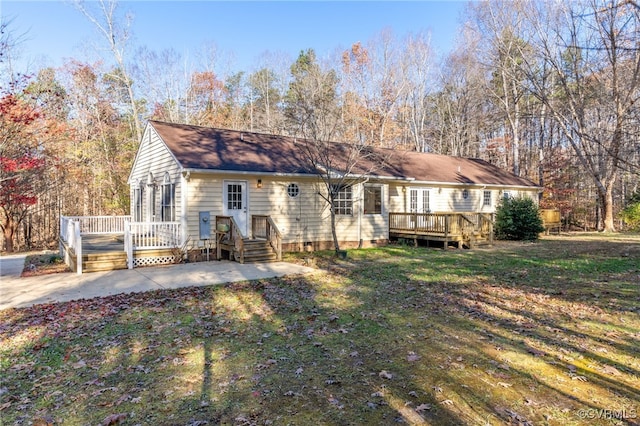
xmin=21 ymin=253 xmax=70 ymax=277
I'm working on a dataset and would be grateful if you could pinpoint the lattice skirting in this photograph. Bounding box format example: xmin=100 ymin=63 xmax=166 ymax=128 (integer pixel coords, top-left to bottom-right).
xmin=133 ymin=255 xmax=176 ymax=268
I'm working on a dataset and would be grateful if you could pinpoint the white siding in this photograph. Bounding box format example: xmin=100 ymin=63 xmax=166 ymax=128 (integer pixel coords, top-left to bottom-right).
xmin=389 ymin=183 xmax=539 ymax=213
xmin=183 ymin=174 xmax=389 ymax=248
xmin=129 ymin=126 xmax=183 ymax=221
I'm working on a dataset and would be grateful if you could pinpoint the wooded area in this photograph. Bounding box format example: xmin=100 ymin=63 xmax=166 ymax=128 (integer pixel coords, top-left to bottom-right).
xmin=1 ymin=0 xmax=638 ymax=252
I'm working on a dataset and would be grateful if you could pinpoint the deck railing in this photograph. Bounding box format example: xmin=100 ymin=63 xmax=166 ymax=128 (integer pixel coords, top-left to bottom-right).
xmin=252 ymin=215 xmax=282 ymax=260
xmin=390 ymin=212 xmax=453 ymax=234
xmin=125 ymin=221 xmax=181 ymax=249
xmin=389 ymin=212 xmax=494 ymax=247
xmin=215 ymin=216 xmax=245 ymax=262
xmin=124 ymin=221 xmax=181 ymax=269
xmin=60 ymin=215 xmax=182 ymax=272
xmin=60 ymin=216 xmax=83 ymax=274
xmin=62 ymin=215 xmax=131 ymax=234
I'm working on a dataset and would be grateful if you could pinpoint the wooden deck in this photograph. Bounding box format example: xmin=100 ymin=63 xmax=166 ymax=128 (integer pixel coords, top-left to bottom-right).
xmin=82 ymin=234 xmax=125 ymax=252
xmin=389 ymin=212 xmax=494 ymax=249
xmin=63 ymin=234 xmax=177 ymax=273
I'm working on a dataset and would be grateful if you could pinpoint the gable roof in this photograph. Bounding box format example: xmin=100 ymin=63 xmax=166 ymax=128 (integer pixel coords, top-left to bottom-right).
xmin=148 ymin=120 xmax=539 ymax=188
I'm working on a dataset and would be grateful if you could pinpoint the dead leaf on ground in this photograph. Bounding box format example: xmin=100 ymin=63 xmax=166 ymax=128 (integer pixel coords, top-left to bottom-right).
xmin=379 ymin=370 xmax=393 ymax=379
xmin=407 ymin=351 xmax=421 ymax=362
xmin=100 ymin=413 xmax=127 ymax=425
xmin=415 ymin=403 xmax=432 ymax=411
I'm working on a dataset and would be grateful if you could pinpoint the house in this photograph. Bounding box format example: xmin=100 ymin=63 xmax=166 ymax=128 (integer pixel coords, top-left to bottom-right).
xmin=127 ymin=120 xmax=540 ymax=261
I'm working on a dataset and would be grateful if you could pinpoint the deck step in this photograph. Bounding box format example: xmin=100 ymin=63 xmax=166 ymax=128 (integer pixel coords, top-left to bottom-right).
xmin=238 ymin=239 xmax=278 ymax=263
xmin=82 ymin=252 xmax=128 ymax=272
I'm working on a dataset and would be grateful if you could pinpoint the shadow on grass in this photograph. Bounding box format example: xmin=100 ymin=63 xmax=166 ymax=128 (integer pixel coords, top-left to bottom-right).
xmin=1 ymin=234 xmax=639 ymax=425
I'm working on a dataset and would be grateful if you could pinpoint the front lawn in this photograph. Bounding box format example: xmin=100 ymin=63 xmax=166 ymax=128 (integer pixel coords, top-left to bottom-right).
xmin=1 ymin=233 xmax=639 ymax=425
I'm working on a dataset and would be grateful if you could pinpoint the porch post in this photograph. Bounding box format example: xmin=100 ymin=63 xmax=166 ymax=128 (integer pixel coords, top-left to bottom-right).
xmin=444 ymin=214 xmax=449 ymax=250
xmin=124 ymin=220 xmax=134 ymax=269
xmin=59 ymin=215 xmax=64 ymax=258
xmin=74 ymin=221 xmax=83 ymax=275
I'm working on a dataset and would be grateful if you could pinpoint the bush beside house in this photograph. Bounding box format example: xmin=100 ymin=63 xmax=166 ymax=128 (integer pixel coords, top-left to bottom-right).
xmin=495 ymin=196 xmax=545 ymax=241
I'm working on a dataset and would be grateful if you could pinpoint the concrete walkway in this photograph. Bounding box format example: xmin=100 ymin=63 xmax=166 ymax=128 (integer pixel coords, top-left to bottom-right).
xmin=0 ymin=253 xmax=28 ymax=279
xmin=0 ymin=257 xmax=317 ymax=310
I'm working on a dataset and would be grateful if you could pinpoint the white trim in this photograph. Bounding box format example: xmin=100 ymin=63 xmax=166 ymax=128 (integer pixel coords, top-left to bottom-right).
xmin=180 ymin=167 xmax=416 ymax=182
xmin=180 ymin=172 xmax=188 ymax=245
xmin=223 ymin=180 xmax=249 ymax=236
xmin=179 ymin=168 xmax=540 ymax=190
xmin=363 ymin=183 xmax=384 ymax=216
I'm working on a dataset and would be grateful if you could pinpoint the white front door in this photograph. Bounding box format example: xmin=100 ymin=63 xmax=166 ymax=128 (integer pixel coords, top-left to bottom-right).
xmin=223 ymin=180 xmax=248 ymax=236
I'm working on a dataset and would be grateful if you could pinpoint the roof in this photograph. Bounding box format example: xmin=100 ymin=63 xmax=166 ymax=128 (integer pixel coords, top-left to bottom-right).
xmin=149 ymin=120 xmax=539 ymax=188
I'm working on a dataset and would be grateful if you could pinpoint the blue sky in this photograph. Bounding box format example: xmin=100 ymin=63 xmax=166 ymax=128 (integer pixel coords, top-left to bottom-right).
xmin=2 ymin=1 xmax=468 ymax=74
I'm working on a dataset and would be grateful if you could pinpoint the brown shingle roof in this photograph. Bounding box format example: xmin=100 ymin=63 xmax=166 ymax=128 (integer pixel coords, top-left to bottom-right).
xmin=150 ymin=120 xmax=539 ymax=188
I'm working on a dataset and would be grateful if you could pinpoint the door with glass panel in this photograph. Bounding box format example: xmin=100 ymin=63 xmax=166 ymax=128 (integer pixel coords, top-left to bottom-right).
xmin=223 ymin=181 xmax=248 ymax=236
xmin=409 ymin=188 xmax=432 ymax=230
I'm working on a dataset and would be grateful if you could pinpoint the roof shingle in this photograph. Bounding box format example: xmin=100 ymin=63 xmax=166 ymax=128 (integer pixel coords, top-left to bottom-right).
xmin=150 ymin=120 xmax=539 ymax=188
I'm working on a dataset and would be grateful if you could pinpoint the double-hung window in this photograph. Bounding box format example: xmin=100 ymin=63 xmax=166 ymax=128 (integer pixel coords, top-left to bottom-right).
xmin=161 ymin=173 xmax=176 ymax=221
xmin=483 ymin=190 xmax=492 ymax=207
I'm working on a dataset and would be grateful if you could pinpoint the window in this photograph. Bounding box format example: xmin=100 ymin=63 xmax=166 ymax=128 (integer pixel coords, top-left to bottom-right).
xmin=462 ymin=189 xmax=469 ymax=199
xmin=502 ymin=191 xmax=511 ymax=200
xmin=150 ymin=186 xmax=157 ymax=219
xmin=332 ymin=184 xmax=353 ymax=215
xmin=483 ymin=190 xmax=492 ymax=207
xmin=227 ymin=183 xmax=243 ymax=210
xmin=161 ymin=173 xmax=176 ymax=221
xmin=287 ymin=183 xmax=300 ymax=198
xmin=134 ymin=180 xmax=144 ymax=221
xmin=147 ymin=173 xmax=156 ymax=220
xmin=364 ymin=185 xmax=382 ymax=215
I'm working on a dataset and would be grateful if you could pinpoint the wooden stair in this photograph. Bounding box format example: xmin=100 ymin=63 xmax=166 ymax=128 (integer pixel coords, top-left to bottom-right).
xmin=69 ymin=250 xmax=128 ymax=273
xmin=463 ymin=231 xmax=492 ymax=249
xmin=237 ymin=239 xmax=278 ymax=263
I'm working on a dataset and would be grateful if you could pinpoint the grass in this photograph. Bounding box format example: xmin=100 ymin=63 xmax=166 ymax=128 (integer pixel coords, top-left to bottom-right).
xmin=1 ymin=233 xmax=639 ymax=425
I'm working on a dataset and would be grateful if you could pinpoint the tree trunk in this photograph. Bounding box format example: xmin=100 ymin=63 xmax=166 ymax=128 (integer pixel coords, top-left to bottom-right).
xmin=330 ymin=205 xmax=341 ymax=252
xmin=3 ymin=222 xmax=16 ymax=253
xmin=598 ymin=184 xmax=616 ymax=232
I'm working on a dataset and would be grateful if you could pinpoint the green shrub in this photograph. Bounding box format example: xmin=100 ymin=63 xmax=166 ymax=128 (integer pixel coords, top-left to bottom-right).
xmin=620 ymin=190 xmax=640 ymax=231
xmin=495 ymin=196 xmax=545 ymax=241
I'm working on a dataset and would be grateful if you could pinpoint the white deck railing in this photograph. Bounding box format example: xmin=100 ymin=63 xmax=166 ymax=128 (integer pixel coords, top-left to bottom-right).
xmin=60 ymin=216 xmax=83 ymax=274
xmin=63 ymin=215 xmax=131 ymax=234
xmin=124 ymin=221 xmax=181 ymax=269
xmin=60 ymin=215 xmax=182 ymax=273
xmin=125 ymin=221 xmax=181 ymax=249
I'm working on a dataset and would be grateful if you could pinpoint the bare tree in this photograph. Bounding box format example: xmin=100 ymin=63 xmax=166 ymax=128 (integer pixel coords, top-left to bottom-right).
xmin=523 ymin=0 xmax=640 ymax=231
xmin=398 ymin=32 xmax=436 ymax=152
xmin=73 ymin=0 xmax=142 ymax=141
xmin=133 ymin=47 xmax=190 ymax=123
xmin=431 ymin=26 xmax=490 ymax=157
xmin=340 ymin=30 xmax=406 ymax=147
xmin=285 ymin=49 xmax=393 ymax=252
xmin=471 ymin=1 xmax=534 ymax=176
